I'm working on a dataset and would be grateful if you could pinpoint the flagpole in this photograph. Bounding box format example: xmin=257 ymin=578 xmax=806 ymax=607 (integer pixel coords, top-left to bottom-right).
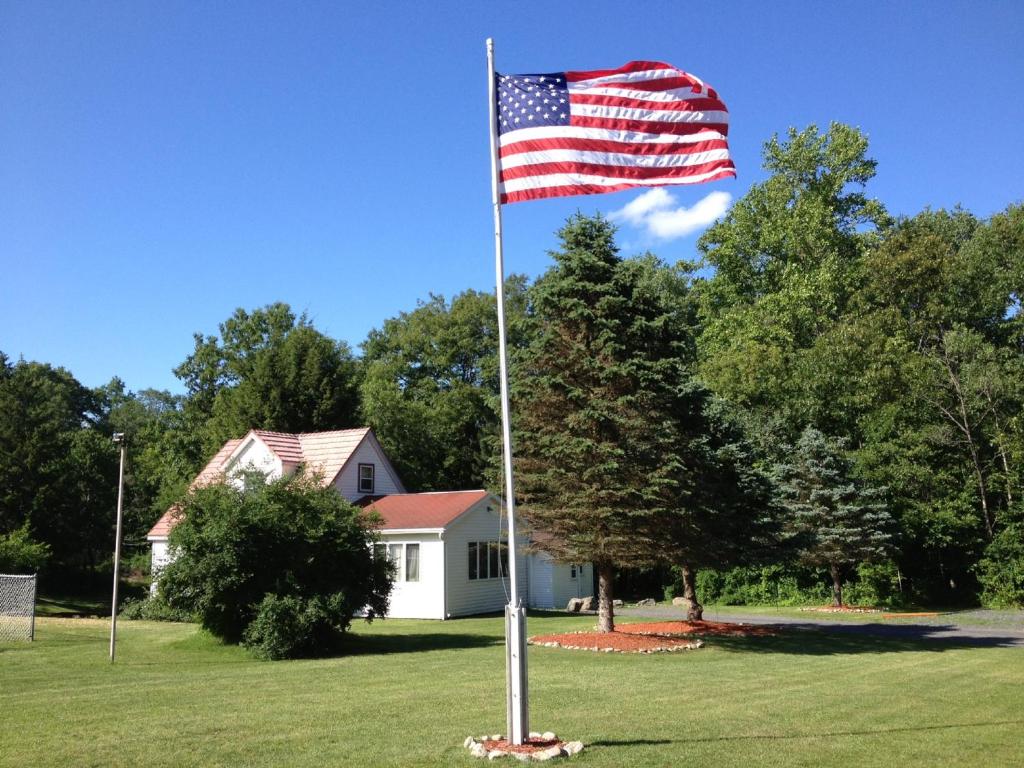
xmin=487 ymin=37 xmax=529 ymax=746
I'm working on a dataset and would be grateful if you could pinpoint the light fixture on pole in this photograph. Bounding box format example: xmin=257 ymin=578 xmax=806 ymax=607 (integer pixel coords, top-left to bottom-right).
xmin=109 ymin=432 xmax=127 ymax=663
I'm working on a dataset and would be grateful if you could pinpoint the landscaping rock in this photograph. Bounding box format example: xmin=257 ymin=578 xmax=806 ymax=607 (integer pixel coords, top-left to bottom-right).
xmin=470 ymin=742 xmax=488 ymax=758
xmin=566 ymin=598 xmax=584 ymax=613
xmin=636 ymin=598 xmax=656 ymax=607
xmin=612 ymin=599 xmax=623 ymax=607
xmin=534 ymin=745 xmax=563 ymax=761
xmin=563 ymin=741 xmax=584 ymax=756
xmin=541 ymin=731 xmax=557 ymax=741
xmin=671 ymin=596 xmax=687 ymax=606
xmin=580 ymin=596 xmax=595 ymax=611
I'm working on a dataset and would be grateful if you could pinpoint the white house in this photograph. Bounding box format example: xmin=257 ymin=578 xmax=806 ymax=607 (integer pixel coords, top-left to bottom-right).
xmin=147 ymin=427 xmax=590 ymax=618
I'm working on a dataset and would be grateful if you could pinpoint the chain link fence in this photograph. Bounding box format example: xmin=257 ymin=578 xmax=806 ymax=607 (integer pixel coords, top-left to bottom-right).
xmin=0 ymin=574 xmax=37 ymax=642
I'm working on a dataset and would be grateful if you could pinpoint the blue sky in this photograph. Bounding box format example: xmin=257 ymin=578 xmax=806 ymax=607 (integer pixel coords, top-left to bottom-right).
xmin=2 ymin=1 xmax=1022 ymax=393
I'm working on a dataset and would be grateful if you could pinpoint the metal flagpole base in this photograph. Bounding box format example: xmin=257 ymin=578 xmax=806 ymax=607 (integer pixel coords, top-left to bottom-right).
xmin=504 ymin=603 xmax=529 ymax=744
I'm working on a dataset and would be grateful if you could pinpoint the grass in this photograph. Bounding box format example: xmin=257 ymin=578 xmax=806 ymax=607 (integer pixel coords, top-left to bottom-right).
xmin=1 ymin=613 xmax=1022 ymax=767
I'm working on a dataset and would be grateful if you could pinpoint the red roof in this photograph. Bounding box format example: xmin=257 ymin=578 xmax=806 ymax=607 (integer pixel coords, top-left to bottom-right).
xmin=362 ymin=490 xmax=490 ymax=530
xmin=147 ymin=428 xmax=378 ymax=539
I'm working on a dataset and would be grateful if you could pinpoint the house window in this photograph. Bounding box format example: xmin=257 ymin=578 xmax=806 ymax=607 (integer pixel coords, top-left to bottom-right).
xmin=468 ymin=540 xmax=509 ymax=581
xmin=405 ymin=543 xmax=419 ymax=582
xmin=358 ymin=464 xmax=375 ymax=494
xmin=376 ymin=542 xmax=418 ymax=582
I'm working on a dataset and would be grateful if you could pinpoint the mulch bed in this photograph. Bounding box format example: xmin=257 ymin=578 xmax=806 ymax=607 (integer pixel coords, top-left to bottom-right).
xmin=528 ymin=620 xmax=774 ymax=654
xmin=617 ymin=620 xmax=777 ymax=637
xmin=481 ymin=737 xmax=561 ymax=755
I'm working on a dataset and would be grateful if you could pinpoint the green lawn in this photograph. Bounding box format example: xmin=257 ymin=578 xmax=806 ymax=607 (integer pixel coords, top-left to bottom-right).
xmin=1 ymin=614 xmax=1022 ymax=767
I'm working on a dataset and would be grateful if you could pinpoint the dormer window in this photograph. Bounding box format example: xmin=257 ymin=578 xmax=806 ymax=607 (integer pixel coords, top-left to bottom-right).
xmin=359 ymin=463 xmax=375 ymax=494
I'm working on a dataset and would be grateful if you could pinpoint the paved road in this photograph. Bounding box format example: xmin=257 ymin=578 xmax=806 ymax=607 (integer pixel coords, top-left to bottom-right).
xmin=614 ymin=605 xmax=1024 ymax=648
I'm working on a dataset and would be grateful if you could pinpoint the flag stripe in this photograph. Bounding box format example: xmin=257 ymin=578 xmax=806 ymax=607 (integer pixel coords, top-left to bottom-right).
xmin=572 ymin=85 xmax=719 ymax=103
xmin=571 ymin=92 xmax=728 ymax=113
xmin=500 ymin=168 xmax=737 ymax=204
xmin=500 ymin=158 xmax=735 ymax=184
xmin=500 ymin=148 xmax=732 ymax=174
xmin=570 ymin=115 xmax=728 ymax=136
xmin=498 ymin=125 xmax=728 ymax=149
xmin=499 ymin=136 xmax=729 ymax=160
xmin=570 ymin=103 xmax=730 ymax=124
xmin=496 ymin=60 xmax=733 ymax=204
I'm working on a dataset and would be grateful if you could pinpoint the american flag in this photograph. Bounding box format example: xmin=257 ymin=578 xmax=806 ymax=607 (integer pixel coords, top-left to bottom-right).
xmin=495 ymin=61 xmax=735 ymax=204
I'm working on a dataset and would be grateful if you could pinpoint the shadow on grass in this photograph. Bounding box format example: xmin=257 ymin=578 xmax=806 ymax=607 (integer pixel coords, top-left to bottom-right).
xmin=341 ymin=631 xmax=502 ymax=656
xmin=703 ymin=624 xmax=1023 ymax=654
xmin=591 ymin=719 xmax=1024 ymax=747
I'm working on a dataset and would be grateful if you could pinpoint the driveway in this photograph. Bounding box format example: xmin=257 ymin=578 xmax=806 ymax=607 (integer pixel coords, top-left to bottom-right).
xmin=614 ymin=604 xmax=1024 ymax=648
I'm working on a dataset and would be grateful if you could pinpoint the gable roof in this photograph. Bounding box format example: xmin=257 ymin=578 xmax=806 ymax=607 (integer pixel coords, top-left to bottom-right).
xmin=360 ymin=490 xmax=491 ymax=531
xmin=147 ymin=427 xmax=384 ymax=539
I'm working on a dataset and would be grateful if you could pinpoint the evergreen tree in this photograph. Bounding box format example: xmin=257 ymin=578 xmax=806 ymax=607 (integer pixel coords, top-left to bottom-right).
xmin=775 ymin=427 xmax=893 ymax=606
xmin=513 ymin=215 xmax=685 ymax=632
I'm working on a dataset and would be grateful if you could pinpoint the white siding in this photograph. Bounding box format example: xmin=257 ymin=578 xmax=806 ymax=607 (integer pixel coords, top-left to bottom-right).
xmin=333 ymin=435 xmax=404 ymax=501
xmin=149 ymin=538 xmax=170 ymax=595
xmin=527 ymin=553 xmax=554 ymax=609
xmin=526 ymin=553 xmax=591 ymax=609
xmin=223 ymin=438 xmax=283 ymax=486
xmin=443 ymin=497 xmax=529 ymax=618
xmin=379 ymin=532 xmax=445 ymax=619
xmin=552 ymin=562 xmax=591 ymax=607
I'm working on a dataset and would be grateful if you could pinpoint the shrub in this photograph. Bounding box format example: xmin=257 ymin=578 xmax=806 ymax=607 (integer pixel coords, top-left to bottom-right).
xmin=242 ymin=593 xmax=352 ymax=660
xmin=842 ymin=561 xmax=906 ymax=608
xmin=158 ymin=473 xmax=392 ymax=658
xmin=976 ymin=524 xmax=1024 ymax=608
xmin=0 ymin=524 xmax=50 ymax=573
xmin=119 ymin=593 xmax=194 ymax=622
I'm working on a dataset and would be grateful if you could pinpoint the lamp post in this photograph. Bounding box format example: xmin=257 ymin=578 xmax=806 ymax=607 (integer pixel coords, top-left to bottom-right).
xmin=109 ymin=432 xmax=127 ymax=662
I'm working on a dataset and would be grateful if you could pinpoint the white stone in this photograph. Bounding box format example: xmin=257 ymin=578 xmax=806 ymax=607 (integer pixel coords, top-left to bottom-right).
xmin=488 ymin=750 xmax=504 ymax=760
xmin=532 ymin=745 xmax=563 ymax=761
xmin=529 ymin=732 xmax=542 ymax=739
xmin=563 ymin=741 xmax=584 ymax=755
xmin=470 ymin=742 xmax=488 ymax=758
xmin=464 ymin=737 xmax=476 ymax=748
xmin=541 ymin=731 xmax=556 ymax=741
xmin=491 ymin=734 xmax=502 ymax=741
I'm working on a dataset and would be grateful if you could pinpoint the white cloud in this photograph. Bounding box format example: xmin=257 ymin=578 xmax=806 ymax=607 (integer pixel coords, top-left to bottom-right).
xmin=608 ymin=189 xmax=732 ymax=241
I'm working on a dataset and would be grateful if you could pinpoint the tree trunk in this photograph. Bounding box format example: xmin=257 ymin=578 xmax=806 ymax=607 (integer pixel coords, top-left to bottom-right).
xmin=680 ymin=564 xmax=703 ymax=621
xmin=597 ymin=563 xmax=615 ymax=633
xmin=830 ymin=563 xmax=843 ymax=607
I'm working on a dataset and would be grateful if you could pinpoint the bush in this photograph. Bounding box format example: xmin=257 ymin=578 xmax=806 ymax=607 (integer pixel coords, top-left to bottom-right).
xmin=0 ymin=524 xmax=50 ymax=573
xmin=119 ymin=593 xmax=195 ymax=622
xmin=976 ymin=524 xmax=1024 ymax=608
xmin=695 ymin=565 xmax=828 ymax=606
xmin=842 ymin=561 xmax=906 ymax=608
xmin=158 ymin=473 xmax=392 ymax=658
xmin=242 ymin=593 xmax=352 ymax=660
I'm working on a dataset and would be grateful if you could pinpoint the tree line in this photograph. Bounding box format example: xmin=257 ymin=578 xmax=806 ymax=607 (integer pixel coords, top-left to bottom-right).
xmin=1 ymin=123 xmax=1020 ymax=611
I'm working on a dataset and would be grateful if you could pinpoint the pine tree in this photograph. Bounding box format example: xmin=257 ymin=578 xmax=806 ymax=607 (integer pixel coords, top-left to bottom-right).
xmin=775 ymin=427 xmax=892 ymax=606
xmin=512 ymin=215 xmax=684 ymax=632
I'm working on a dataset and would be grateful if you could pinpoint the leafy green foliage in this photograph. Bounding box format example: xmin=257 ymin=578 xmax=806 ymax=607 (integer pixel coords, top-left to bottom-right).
xmin=360 ymin=281 xmax=529 ymax=491
xmin=0 ymin=523 xmax=51 ymax=572
xmin=976 ymin=522 xmax=1024 ymax=608
xmin=119 ymin=592 xmax=194 ymax=622
xmin=175 ymin=303 xmax=361 ymax=461
xmin=158 ymin=474 xmax=391 ymax=657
